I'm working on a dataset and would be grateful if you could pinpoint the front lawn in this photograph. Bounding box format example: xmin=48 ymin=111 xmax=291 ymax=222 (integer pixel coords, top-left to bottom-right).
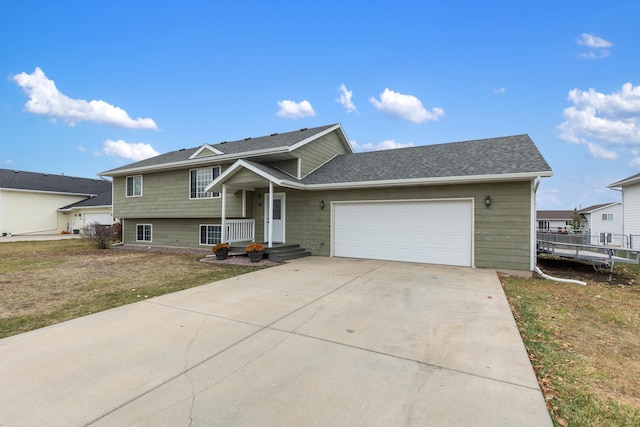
xmin=0 ymin=240 xmax=269 ymax=339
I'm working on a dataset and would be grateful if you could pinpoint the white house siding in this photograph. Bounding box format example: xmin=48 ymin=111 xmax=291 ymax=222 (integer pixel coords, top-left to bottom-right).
xmin=623 ymin=184 xmax=640 ymax=248
xmin=0 ymin=190 xmax=86 ymax=235
xmin=586 ymin=204 xmax=622 ymax=246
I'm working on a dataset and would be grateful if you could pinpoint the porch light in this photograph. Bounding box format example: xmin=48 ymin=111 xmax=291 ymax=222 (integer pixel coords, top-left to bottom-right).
xmin=320 ymin=200 xmax=325 ymax=210
xmin=485 ymin=195 xmax=492 ymax=208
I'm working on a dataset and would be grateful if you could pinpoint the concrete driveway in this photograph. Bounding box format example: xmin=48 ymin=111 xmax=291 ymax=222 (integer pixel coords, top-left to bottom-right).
xmin=0 ymin=257 xmax=551 ymax=426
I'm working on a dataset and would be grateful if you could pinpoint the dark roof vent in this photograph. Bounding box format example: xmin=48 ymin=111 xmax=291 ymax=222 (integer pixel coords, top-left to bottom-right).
xmin=270 ymin=133 xmax=278 ymax=136
xmin=179 ymin=148 xmax=185 ymax=151
xmin=299 ymin=128 xmax=308 ymax=131
xmin=244 ymin=137 xmax=252 ymax=141
xmin=13 ymin=170 xmax=19 ymax=173
xmin=220 ymin=141 xmax=227 ymax=144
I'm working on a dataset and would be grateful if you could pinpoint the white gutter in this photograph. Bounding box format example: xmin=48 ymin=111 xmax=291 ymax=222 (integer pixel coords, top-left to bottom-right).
xmin=0 ymin=187 xmax=97 ymax=197
xmin=301 ymin=171 xmax=553 ymax=191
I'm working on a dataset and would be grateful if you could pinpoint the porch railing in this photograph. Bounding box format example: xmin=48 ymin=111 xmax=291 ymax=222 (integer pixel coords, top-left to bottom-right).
xmin=225 ymin=219 xmax=255 ymax=243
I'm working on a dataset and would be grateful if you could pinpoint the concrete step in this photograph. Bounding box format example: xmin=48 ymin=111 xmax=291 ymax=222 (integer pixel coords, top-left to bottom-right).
xmin=228 ymin=243 xmax=311 ymax=262
xmin=267 ymin=247 xmax=311 ymax=263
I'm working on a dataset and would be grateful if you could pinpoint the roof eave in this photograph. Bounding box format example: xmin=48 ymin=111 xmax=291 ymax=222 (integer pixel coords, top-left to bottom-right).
xmin=304 ymin=171 xmax=553 ymax=190
xmin=0 ymin=187 xmax=97 ymax=197
xmin=100 ymin=146 xmax=294 ymax=177
xmin=204 ymin=159 xmax=306 ymax=192
xmin=609 ymin=176 xmax=640 ymax=188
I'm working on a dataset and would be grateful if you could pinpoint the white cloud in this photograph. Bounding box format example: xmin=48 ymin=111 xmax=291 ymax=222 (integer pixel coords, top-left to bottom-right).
xmin=12 ymin=67 xmax=158 ymax=129
xmin=336 ymin=84 xmax=357 ymax=113
xmin=276 ymin=99 xmax=315 ymax=119
xmin=556 ymin=82 xmax=640 ymax=161
xmin=369 ymin=88 xmax=443 ymax=123
xmin=587 ymin=142 xmax=618 ymax=159
xmin=350 ymin=138 xmax=415 ymax=152
xmin=576 ymin=33 xmax=612 ymax=59
xmin=103 ymin=139 xmax=159 ymax=161
xmin=577 ymin=33 xmax=612 ymax=49
xmin=77 ymin=145 xmax=86 ymax=152
xmin=492 ymin=87 xmax=507 ymax=94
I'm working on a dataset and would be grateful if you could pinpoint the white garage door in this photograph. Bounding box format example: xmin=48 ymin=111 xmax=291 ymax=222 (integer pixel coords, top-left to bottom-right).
xmin=84 ymin=213 xmax=112 ymax=225
xmin=333 ymin=199 xmax=473 ymax=267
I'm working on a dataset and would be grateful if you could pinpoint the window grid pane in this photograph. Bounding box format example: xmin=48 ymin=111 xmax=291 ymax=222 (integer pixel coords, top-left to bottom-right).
xmin=200 ymin=225 xmax=221 ymax=245
xmin=191 ymin=168 xmax=220 ymax=199
xmin=136 ymin=224 xmax=151 ymax=242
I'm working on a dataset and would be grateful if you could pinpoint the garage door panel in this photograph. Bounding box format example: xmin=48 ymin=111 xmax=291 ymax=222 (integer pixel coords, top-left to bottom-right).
xmin=84 ymin=213 xmax=112 ymax=225
xmin=333 ymin=200 xmax=472 ymax=267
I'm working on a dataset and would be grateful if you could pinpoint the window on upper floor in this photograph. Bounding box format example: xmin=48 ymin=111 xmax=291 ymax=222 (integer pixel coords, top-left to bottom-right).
xmin=200 ymin=224 xmax=222 ymax=245
xmin=126 ymin=175 xmax=142 ymax=197
xmin=136 ymin=224 xmax=152 ymax=242
xmin=602 ymin=213 xmax=614 ymax=221
xmin=190 ymin=167 xmax=220 ymax=199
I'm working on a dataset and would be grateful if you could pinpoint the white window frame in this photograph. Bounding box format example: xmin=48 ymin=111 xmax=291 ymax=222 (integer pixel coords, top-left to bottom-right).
xmin=126 ymin=175 xmax=143 ymax=197
xmin=136 ymin=224 xmax=152 ymax=242
xmin=199 ymin=224 xmax=222 ymax=245
xmin=602 ymin=213 xmax=613 ymax=221
xmin=190 ymin=167 xmax=221 ymax=199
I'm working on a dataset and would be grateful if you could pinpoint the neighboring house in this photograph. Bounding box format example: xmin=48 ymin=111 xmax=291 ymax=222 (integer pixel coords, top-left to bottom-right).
xmin=536 ymin=210 xmax=576 ymax=233
xmin=579 ymin=203 xmax=622 ymax=245
xmin=100 ymin=124 xmax=552 ymax=272
xmin=610 ymin=173 xmax=640 ymax=248
xmin=0 ymin=169 xmax=113 ymax=235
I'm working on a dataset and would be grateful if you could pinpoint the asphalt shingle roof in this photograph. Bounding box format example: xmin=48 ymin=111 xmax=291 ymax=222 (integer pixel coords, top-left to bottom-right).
xmin=0 ymin=169 xmax=112 ymax=207
xmin=536 ymin=210 xmax=574 ymax=220
xmin=101 ymin=124 xmax=338 ymax=175
xmin=300 ymin=134 xmax=551 ymax=184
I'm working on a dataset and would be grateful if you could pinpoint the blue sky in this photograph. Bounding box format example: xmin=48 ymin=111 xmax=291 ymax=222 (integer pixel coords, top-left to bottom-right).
xmin=1 ymin=0 xmax=639 ymax=210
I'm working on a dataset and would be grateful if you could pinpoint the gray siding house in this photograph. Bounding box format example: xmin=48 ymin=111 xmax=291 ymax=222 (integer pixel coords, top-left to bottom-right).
xmin=100 ymin=124 xmax=552 ymax=272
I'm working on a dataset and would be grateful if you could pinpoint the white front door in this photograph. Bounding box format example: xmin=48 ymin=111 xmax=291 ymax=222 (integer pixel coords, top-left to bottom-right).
xmin=265 ymin=193 xmax=285 ymax=243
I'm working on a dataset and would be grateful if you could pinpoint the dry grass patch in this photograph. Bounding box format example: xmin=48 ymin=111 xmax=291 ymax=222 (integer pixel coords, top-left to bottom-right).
xmin=0 ymin=240 xmax=269 ymax=338
xmin=502 ymin=259 xmax=640 ymax=426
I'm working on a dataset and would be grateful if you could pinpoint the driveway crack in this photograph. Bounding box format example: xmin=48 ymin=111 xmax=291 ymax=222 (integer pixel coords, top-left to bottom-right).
xmin=184 ymin=316 xmax=207 ymax=427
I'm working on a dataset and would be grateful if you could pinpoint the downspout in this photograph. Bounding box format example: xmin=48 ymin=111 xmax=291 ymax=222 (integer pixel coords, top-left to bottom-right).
xmin=535 ymin=266 xmax=587 ymax=286
xmin=268 ymin=181 xmax=273 ymax=248
xmin=531 ymin=177 xmax=540 ymax=272
xmin=532 ymin=176 xmax=587 ymax=285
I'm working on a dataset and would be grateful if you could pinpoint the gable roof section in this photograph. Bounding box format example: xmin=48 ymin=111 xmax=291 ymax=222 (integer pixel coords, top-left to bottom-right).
xmin=59 ymin=190 xmax=113 ymax=210
xmin=579 ymin=202 xmax=620 ymax=214
xmin=300 ymin=134 xmax=552 ymax=187
xmin=0 ymin=168 xmax=111 ymax=196
xmin=101 ymin=124 xmax=350 ymax=176
xmin=191 ymin=144 xmax=224 ymax=158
